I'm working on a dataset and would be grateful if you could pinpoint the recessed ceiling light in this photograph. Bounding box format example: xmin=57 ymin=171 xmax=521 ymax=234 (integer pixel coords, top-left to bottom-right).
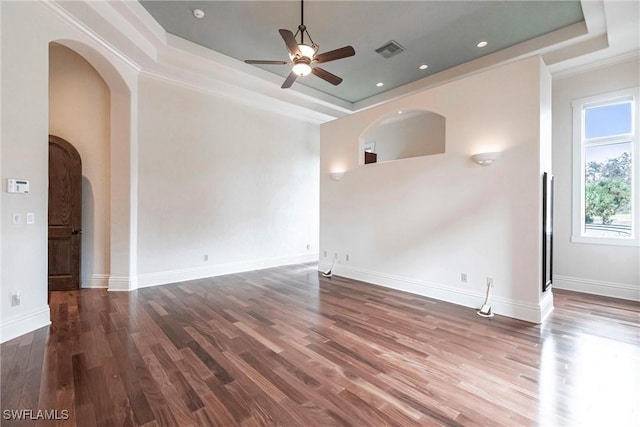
xmin=476 ymin=41 xmax=488 ymax=48
xmin=193 ymin=9 xmax=205 ymax=19
xmin=419 ymin=64 xmax=428 ymax=70
xmin=376 ymin=82 xmax=384 ymax=87
xmin=398 ymin=110 xmax=403 ymax=114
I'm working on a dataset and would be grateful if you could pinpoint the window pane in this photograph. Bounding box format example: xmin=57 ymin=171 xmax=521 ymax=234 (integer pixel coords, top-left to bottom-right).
xmin=584 ymin=142 xmax=633 ymax=237
xmin=585 ymin=102 xmax=632 ymax=139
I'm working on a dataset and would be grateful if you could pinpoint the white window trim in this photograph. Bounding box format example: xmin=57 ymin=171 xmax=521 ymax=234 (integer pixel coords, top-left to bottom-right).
xmin=571 ymin=87 xmax=640 ymax=247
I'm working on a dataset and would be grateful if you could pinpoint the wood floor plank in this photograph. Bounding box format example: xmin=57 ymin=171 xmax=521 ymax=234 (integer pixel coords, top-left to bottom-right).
xmin=2 ymin=263 xmax=639 ymax=426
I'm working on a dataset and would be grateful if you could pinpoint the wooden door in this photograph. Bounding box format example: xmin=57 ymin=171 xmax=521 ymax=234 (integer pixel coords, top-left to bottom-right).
xmin=48 ymin=135 xmax=82 ymax=291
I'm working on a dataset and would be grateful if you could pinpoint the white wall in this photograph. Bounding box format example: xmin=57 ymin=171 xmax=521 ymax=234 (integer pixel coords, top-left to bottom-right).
xmin=49 ymin=43 xmax=111 ymax=288
xmin=136 ymin=76 xmax=320 ymax=285
xmin=320 ymin=57 xmax=553 ymax=323
xmin=552 ymin=57 xmax=640 ymax=300
xmin=1 ymin=1 xmax=51 ymax=341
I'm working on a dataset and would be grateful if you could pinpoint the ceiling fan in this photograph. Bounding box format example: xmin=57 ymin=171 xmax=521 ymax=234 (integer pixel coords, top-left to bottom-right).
xmin=244 ymin=0 xmax=355 ymax=89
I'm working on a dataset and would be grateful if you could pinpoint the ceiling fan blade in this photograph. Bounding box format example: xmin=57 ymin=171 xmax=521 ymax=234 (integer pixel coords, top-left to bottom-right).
xmin=314 ymin=46 xmax=355 ymax=64
xmin=279 ymin=29 xmax=300 ymax=57
xmin=245 ymin=60 xmax=289 ymax=65
xmin=312 ymin=67 xmax=343 ymax=86
xmin=281 ymin=71 xmax=298 ymax=89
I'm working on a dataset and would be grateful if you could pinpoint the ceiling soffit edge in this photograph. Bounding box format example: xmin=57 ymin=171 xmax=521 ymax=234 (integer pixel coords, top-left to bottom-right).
xmin=47 ymin=0 xmax=346 ymax=123
xmin=351 ymin=21 xmax=603 ymax=112
xmin=163 ymin=34 xmax=353 ymax=115
xmin=47 ymin=0 xmax=617 ymax=120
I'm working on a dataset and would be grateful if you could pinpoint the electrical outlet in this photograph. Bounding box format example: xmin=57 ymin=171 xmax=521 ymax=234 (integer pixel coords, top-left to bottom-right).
xmin=487 ymin=277 xmax=494 ymax=288
xmin=461 ymin=273 xmax=467 ymax=283
xmin=346 ymin=253 xmax=350 ymax=262
xmin=323 ymin=250 xmax=327 ymax=257
xmin=11 ymin=292 xmax=20 ymax=307
xmin=203 ymin=254 xmax=209 ymax=261
xmin=306 ymin=244 xmax=310 ymax=250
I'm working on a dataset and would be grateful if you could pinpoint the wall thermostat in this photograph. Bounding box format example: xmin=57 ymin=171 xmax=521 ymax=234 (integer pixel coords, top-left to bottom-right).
xmin=7 ymin=179 xmax=29 ymax=194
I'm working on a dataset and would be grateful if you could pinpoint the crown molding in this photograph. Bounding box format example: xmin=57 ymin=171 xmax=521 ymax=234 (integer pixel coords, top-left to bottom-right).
xmin=43 ymin=1 xmax=142 ymax=72
xmin=551 ymin=50 xmax=640 ymax=80
xmin=140 ymin=69 xmax=336 ymax=125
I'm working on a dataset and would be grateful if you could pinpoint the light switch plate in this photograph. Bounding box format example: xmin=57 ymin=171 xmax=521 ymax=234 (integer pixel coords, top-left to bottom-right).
xmin=12 ymin=212 xmax=22 ymax=224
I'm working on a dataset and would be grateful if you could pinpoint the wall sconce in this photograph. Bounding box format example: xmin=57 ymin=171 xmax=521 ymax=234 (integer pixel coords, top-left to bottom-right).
xmin=472 ymin=152 xmax=500 ymax=166
xmin=329 ymin=171 xmax=345 ymax=181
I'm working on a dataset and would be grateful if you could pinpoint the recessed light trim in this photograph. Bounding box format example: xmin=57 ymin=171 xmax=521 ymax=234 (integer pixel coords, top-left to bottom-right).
xmin=419 ymin=64 xmax=428 ymax=70
xmin=376 ymin=82 xmax=384 ymax=87
xmin=193 ymin=9 xmax=205 ymax=19
xmin=476 ymin=41 xmax=488 ymax=48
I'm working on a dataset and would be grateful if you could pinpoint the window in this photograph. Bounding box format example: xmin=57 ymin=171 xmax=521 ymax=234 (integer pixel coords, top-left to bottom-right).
xmin=572 ymin=88 xmax=639 ymax=246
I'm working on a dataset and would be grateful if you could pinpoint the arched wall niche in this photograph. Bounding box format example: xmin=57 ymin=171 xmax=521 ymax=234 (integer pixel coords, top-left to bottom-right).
xmin=49 ymin=38 xmax=138 ymax=290
xmin=359 ymin=109 xmax=446 ymax=164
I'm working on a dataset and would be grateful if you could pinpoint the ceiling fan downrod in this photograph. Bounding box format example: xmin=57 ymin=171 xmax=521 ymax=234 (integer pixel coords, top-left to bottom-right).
xmin=301 ymin=0 xmax=304 ymax=44
xmin=294 ymin=0 xmax=315 ymax=48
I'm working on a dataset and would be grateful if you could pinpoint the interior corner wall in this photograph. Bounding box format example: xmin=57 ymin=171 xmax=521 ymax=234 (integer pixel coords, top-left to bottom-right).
xmin=135 ymin=75 xmax=320 ymax=286
xmin=49 ymin=43 xmax=111 ymax=288
xmin=552 ymin=57 xmax=640 ymax=300
xmin=320 ymin=56 xmax=548 ymax=323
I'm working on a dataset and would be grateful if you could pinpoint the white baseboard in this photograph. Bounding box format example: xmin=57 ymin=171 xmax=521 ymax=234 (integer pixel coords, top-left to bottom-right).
xmin=82 ymin=274 xmax=109 ymax=288
xmin=553 ymin=275 xmax=640 ymax=301
xmin=319 ymin=262 xmax=550 ymax=323
xmin=137 ymin=253 xmax=319 ymax=289
xmin=108 ymin=275 xmax=137 ymax=292
xmin=539 ymin=290 xmax=555 ymax=323
xmin=0 ymin=306 xmax=51 ymax=344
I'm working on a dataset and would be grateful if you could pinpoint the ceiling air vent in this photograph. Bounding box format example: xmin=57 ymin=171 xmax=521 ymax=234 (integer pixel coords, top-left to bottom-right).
xmin=375 ymin=40 xmax=405 ymax=58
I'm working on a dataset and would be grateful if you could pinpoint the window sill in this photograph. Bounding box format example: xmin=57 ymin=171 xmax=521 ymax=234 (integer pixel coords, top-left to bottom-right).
xmin=571 ymin=235 xmax=639 ymax=247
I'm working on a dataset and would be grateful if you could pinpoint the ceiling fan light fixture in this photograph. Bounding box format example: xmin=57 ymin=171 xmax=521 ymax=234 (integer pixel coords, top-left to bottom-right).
xmin=292 ymin=61 xmax=312 ymax=76
xmin=298 ymin=44 xmax=316 ymax=60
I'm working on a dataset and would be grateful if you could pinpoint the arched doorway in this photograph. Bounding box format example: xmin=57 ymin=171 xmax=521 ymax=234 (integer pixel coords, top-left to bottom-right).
xmin=48 ymin=135 xmax=82 ymax=291
xmin=49 ymin=42 xmax=111 ymax=289
xmin=48 ymin=39 xmax=138 ymax=291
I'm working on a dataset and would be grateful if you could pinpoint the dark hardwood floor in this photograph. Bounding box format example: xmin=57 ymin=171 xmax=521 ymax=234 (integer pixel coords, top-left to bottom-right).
xmin=1 ymin=263 xmax=639 ymax=426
